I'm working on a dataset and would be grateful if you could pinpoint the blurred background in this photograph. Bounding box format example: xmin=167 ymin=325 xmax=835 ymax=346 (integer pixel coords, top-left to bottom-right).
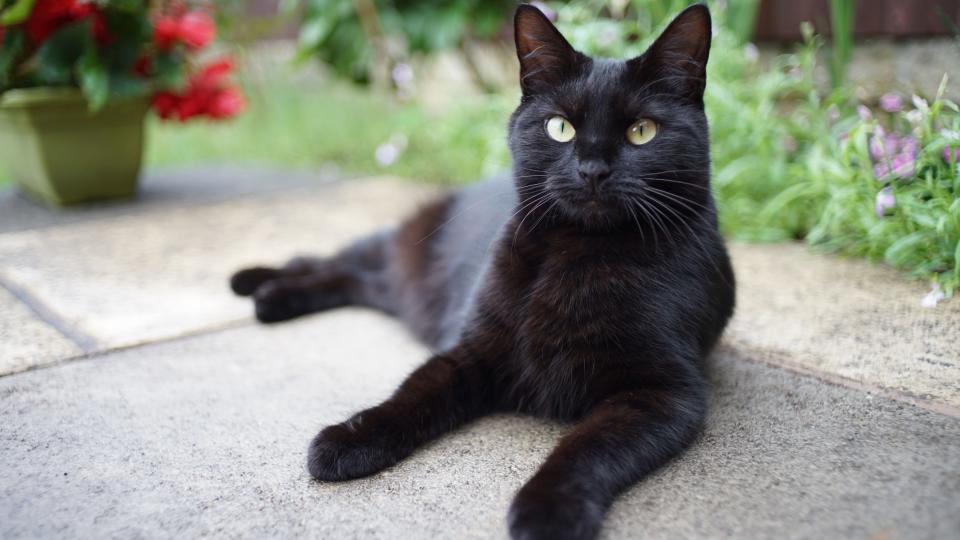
xmin=1 ymin=0 xmax=959 ymax=295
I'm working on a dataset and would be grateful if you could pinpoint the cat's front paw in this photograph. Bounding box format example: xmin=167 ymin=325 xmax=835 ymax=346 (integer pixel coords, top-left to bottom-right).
xmin=508 ymin=484 xmax=604 ymax=540
xmin=307 ymin=418 xmax=405 ymax=482
xmin=230 ymin=267 xmax=281 ymax=296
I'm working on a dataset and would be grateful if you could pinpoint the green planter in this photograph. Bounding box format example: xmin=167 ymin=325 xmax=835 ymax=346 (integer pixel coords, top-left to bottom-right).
xmin=0 ymin=88 xmax=149 ymax=207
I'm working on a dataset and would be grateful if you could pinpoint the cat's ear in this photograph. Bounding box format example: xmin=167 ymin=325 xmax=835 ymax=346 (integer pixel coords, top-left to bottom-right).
xmin=631 ymin=4 xmax=712 ymax=102
xmin=514 ymin=4 xmax=584 ymax=96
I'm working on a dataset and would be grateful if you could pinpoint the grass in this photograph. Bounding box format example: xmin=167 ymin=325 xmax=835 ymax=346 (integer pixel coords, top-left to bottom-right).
xmin=146 ymin=76 xmax=511 ymax=184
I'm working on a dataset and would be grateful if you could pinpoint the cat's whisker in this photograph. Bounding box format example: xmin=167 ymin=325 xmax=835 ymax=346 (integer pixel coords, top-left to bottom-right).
xmin=643 ymin=186 xmax=711 ymax=210
xmin=644 ymin=195 xmax=732 ymax=288
xmin=623 ymin=199 xmax=646 ymax=244
xmin=512 ymin=193 xmax=555 ymax=251
xmin=636 ymin=177 xmax=712 ymax=191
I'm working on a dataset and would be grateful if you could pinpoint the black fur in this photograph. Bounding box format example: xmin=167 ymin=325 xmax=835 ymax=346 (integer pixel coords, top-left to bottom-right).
xmin=231 ymin=4 xmax=734 ymax=539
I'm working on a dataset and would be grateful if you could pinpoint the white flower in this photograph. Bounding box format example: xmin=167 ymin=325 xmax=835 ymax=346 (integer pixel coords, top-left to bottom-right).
xmin=920 ymin=283 xmax=946 ymax=308
xmin=905 ymin=109 xmax=923 ymax=125
xmin=941 ymin=129 xmax=960 ymax=142
xmin=744 ymin=42 xmax=759 ymax=63
xmin=374 ymin=134 xmax=409 ymax=167
xmin=912 ymin=94 xmax=930 ymax=113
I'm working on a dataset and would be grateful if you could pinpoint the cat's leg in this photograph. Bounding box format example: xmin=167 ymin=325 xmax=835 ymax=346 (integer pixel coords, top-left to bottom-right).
xmin=230 ymin=232 xmax=394 ymax=322
xmin=307 ymin=342 xmax=495 ymax=481
xmin=508 ymin=381 xmax=707 ymax=540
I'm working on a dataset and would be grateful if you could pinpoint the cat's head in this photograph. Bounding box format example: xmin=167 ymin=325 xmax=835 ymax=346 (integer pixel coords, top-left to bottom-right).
xmin=508 ymin=4 xmax=714 ymax=233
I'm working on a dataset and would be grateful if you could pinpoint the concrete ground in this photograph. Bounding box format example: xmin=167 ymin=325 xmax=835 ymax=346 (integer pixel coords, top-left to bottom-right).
xmin=1 ymin=169 xmax=959 ymax=539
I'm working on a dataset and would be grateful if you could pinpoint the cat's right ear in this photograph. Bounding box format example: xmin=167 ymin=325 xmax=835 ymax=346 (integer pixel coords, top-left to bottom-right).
xmin=514 ymin=4 xmax=584 ymax=96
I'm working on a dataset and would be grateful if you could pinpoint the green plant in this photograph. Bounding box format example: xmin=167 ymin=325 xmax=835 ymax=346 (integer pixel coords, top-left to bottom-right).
xmin=294 ymin=0 xmax=515 ymax=84
xmin=0 ymin=0 xmax=244 ymax=119
xmin=827 ymin=0 xmax=854 ymax=88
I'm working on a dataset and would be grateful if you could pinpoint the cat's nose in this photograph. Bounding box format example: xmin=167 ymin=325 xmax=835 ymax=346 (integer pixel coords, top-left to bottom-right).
xmin=578 ymin=160 xmax=611 ymax=187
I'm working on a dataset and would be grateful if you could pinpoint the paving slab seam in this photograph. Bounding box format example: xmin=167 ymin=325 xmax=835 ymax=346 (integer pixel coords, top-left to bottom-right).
xmin=718 ymin=342 xmax=960 ymax=418
xmin=0 ymin=316 xmax=255 ymax=379
xmin=0 ymin=274 xmax=100 ymax=354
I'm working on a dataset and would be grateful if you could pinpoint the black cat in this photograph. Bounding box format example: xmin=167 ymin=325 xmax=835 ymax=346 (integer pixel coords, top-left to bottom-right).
xmin=231 ymin=4 xmax=734 ymax=539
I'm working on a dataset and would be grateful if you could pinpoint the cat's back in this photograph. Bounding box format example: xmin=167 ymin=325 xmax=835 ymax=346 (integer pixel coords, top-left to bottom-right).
xmin=390 ymin=175 xmax=516 ymax=349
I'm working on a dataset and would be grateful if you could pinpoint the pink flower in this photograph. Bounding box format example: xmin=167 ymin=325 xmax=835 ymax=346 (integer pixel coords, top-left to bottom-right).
xmin=879 ymin=93 xmax=903 ymax=113
xmin=945 ymin=146 xmax=959 ymax=163
xmin=875 ymin=186 xmax=895 ymax=217
xmin=857 ymin=105 xmax=872 ymax=121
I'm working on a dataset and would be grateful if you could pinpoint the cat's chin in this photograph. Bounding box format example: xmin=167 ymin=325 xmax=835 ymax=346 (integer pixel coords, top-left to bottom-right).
xmin=552 ymin=194 xmax=629 ymax=230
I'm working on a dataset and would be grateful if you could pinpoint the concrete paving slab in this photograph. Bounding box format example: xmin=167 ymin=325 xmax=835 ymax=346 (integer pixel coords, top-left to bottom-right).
xmin=1 ymin=310 xmax=958 ymax=539
xmin=0 ymin=165 xmax=335 ymax=234
xmin=0 ymin=178 xmax=439 ymax=351
xmin=727 ymin=242 xmax=960 ymax=410
xmin=0 ymin=287 xmax=81 ymax=375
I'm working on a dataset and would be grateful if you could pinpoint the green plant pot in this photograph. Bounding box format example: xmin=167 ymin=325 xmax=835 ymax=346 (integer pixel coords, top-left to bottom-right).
xmin=0 ymin=88 xmax=149 ymax=207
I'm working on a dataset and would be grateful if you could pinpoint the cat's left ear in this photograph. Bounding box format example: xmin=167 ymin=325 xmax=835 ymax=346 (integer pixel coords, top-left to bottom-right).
xmin=514 ymin=4 xmax=586 ymax=96
xmin=630 ymin=4 xmax=712 ymax=102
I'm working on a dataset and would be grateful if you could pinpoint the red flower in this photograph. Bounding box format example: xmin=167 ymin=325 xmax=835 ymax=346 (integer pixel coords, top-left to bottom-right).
xmin=153 ymin=11 xmax=215 ymax=51
xmin=153 ymin=16 xmax=179 ymax=50
xmin=207 ymin=87 xmax=246 ymax=119
xmin=152 ymin=58 xmax=245 ymax=122
xmin=177 ymin=11 xmax=215 ymax=49
xmin=152 ymin=91 xmax=180 ymax=120
xmin=133 ymin=55 xmax=153 ymax=77
xmin=24 ymin=0 xmax=109 ymax=46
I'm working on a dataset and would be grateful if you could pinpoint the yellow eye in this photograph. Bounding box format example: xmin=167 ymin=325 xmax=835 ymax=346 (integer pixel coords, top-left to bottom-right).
xmin=626 ymin=119 xmax=657 ymax=145
xmin=545 ymin=116 xmax=575 ymax=143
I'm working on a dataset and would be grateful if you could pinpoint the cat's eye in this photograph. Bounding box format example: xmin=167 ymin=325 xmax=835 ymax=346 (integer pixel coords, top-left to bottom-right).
xmin=545 ymin=116 xmax=575 ymax=143
xmin=626 ymin=119 xmax=657 ymax=145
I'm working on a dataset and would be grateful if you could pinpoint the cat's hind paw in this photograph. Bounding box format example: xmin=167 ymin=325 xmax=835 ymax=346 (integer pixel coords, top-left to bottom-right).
xmin=230 ymin=267 xmax=281 ymax=296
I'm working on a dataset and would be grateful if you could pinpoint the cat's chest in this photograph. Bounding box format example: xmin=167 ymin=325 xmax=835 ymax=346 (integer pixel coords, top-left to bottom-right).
xmin=491 ymin=244 xmax=648 ymax=342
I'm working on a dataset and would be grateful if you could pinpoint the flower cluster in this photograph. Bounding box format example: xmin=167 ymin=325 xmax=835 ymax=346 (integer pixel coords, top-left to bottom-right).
xmin=153 ymin=59 xmax=245 ymax=121
xmin=153 ymin=10 xmax=215 ymax=50
xmin=861 ymin=91 xmax=959 ymax=223
xmin=20 ymin=0 xmax=108 ymax=45
xmin=145 ymin=3 xmax=245 ymax=121
xmin=870 ymin=125 xmax=918 ymax=181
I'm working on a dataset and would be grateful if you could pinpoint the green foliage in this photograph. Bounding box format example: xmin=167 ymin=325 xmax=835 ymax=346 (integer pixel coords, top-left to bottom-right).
xmin=827 ymin=0 xmax=854 ymax=88
xmin=295 ymin=0 xmax=515 ymax=83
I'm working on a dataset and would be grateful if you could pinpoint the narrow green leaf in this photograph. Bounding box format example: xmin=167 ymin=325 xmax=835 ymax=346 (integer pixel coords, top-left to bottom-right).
xmin=0 ymin=0 xmax=35 ymax=25
xmin=78 ymin=48 xmax=109 ymax=111
xmin=0 ymin=27 xmax=24 ymax=89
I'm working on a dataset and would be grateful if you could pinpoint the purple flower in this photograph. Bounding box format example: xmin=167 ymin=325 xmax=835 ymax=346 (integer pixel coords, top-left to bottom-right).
xmin=890 ymin=153 xmax=915 ymax=177
xmin=945 ymin=146 xmax=960 ymax=163
xmin=870 ymin=129 xmax=918 ymax=180
xmin=875 ymin=186 xmax=896 ymax=217
xmin=858 ymin=105 xmax=873 ymax=121
xmin=879 ymin=93 xmax=903 ymax=112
